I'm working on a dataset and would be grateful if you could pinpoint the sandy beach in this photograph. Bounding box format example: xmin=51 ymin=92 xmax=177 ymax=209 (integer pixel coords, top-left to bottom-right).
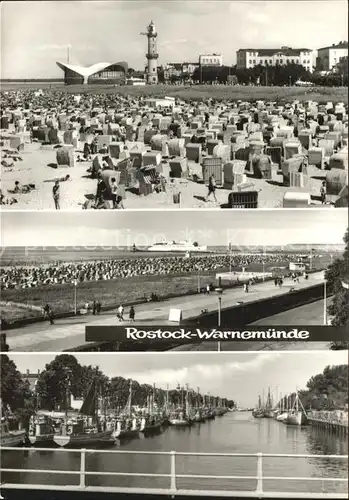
xmin=1 ymin=128 xmax=328 ymax=210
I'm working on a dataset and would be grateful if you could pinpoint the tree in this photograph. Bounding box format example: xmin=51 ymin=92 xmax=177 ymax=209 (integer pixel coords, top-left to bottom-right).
xmin=36 ymin=354 xmax=83 ymax=410
xmin=0 ymin=355 xmax=35 ymax=425
xmin=325 ymin=228 xmax=349 ymax=348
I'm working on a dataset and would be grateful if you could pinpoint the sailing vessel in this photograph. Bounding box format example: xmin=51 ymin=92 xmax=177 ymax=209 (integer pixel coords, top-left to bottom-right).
xmin=0 ymin=399 xmax=26 ymax=447
xmin=0 ymin=418 xmax=26 ymax=446
xmin=113 ymin=380 xmax=140 ymax=439
xmin=54 ymin=378 xmax=113 ymax=447
xmin=263 ymin=388 xmax=275 ymax=418
xmin=140 ymin=385 xmax=163 ymax=433
xmin=275 ymin=393 xmax=288 ymax=422
xmin=28 ymin=412 xmax=55 ymax=445
xmin=252 ymin=395 xmax=264 ymax=418
xmin=169 ymin=385 xmax=192 ymax=426
xmin=284 ymin=393 xmax=308 ymax=426
xmin=191 ymin=388 xmax=205 ymax=423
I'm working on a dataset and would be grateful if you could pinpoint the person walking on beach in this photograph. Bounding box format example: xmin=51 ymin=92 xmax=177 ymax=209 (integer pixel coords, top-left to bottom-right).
xmin=129 ymin=306 xmax=135 ymax=322
xmin=53 ymin=181 xmax=60 ymax=210
xmin=118 ymin=304 xmax=124 ymax=321
xmin=205 ymin=174 xmax=217 ymax=202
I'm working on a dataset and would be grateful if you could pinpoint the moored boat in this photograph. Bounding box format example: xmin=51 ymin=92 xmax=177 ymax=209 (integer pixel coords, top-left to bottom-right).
xmin=53 ymin=377 xmax=113 ymax=447
xmin=0 ymin=419 xmax=26 ymax=447
xmin=112 ymin=380 xmax=140 ymax=440
xmin=28 ymin=413 xmax=55 ymax=446
xmin=284 ymin=393 xmax=308 ymax=426
xmin=169 ymin=409 xmax=192 ymax=426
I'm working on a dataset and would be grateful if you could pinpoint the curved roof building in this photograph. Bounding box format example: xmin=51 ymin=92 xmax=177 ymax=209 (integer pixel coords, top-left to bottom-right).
xmin=56 ymin=61 xmax=128 ymax=85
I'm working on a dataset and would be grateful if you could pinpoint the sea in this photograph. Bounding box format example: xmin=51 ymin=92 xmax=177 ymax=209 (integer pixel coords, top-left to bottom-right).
xmin=0 ymin=245 xmax=343 ymax=266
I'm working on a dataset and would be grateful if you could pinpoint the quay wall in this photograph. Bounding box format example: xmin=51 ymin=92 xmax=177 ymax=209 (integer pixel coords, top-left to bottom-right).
xmin=191 ymin=282 xmax=326 ymax=327
xmin=308 ymin=410 xmax=348 ymax=428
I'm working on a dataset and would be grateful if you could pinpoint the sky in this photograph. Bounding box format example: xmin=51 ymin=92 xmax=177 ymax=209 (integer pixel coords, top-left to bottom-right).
xmin=7 ymin=351 xmax=348 ymax=407
xmin=1 ymin=0 xmax=348 ymax=79
xmin=1 ymin=209 xmax=347 ymax=248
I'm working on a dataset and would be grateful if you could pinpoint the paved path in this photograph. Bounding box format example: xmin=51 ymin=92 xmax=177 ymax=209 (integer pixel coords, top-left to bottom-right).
xmin=6 ymin=272 xmax=325 ymax=351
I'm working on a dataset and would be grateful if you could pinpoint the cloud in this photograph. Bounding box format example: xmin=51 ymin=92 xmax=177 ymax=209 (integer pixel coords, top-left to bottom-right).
xmin=38 ymin=44 xmax=72 ymax=51
xmin=125 ymin=352 xmax=280 ymax=390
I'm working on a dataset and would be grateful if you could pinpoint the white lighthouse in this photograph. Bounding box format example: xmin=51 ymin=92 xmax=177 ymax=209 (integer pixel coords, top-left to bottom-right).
xmin=141 ymin=20 xmax=159 ymax=84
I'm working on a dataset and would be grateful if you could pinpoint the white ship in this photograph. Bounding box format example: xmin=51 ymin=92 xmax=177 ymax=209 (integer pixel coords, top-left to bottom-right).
xmin=147 ymin=240 xmax=207 ymax=252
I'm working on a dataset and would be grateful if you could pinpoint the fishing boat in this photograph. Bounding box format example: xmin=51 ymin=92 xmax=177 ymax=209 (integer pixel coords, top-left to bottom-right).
xmin=0 ymin=418 xmax=26 ymax=446
xmin=169 ymin=385 xmax=193 ymax=426
xmin=147 ymin=240 xmax=207 ymax=252
xmin=0 ymin=400 xmax=26 ymax=447
xmin=169 ymin=408 xmax=191 ymax=426
xmin=261 ymin=388 xmax=275 ymax=418
xmin=28 ymin=412 xmax=55 ymax=445
xmin=140 ymin=413 xmax=163 ymax=432
xmin=113 ymin=381 xmax=140 ymax=439
xmin=140 ymin=385 xmax=164 ymax=433
xmin=252 ymin=395 xmax=264 ymax=418
xmin=275 ymin=393 xmax=288 ymax=422
xmin=191 ymin=387 xmax=206 ymax=423
xmin=54 ymin=378 xmax=113 ymax=447
xmin=284 ymin=393 xmax=308 ymax=426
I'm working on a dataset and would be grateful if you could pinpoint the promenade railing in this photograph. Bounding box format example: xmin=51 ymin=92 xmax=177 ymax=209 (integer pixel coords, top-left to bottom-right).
xmin=0 ymin=448 xmax=348 ymax=498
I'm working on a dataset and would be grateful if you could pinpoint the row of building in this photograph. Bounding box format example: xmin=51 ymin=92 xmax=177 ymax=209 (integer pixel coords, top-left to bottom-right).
xmin=164 ymin=42 xmax=348 ymax=79
xmin=56 ymin=41 xmax=347 ymax=85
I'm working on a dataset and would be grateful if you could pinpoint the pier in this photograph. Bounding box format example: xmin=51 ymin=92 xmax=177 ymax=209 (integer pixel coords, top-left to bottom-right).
xmin=1 ymin=447 xmax=348 ymax=499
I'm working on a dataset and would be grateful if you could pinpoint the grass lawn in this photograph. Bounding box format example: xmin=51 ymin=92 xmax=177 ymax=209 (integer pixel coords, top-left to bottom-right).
xmin=1 ymin=271 xmax=218 ymax=323
xmin=1 ymin=83 xmax=347 ymax=104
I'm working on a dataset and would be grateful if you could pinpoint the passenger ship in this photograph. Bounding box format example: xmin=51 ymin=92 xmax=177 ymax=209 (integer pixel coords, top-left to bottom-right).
xmin=147 ymin=240 xmax=208 ymax=252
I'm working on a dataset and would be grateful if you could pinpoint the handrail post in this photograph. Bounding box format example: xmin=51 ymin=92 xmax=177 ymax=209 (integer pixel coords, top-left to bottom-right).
xmin=80 ymin=448 xmax=86 ymax=488
xmin=256 ymin=452 xmax=263 ymax=497
xmin=170 ymin=450 xmax=176 ymax=495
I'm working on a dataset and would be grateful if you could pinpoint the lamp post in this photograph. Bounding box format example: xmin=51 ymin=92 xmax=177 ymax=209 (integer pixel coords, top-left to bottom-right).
xmin=323 ymin=274 xmax=327 ymax=325
xmin=197 ymin=265 xmax=200 ymax=293
xmin=229 ymin=242 xmax=232 ymax=283
xmin=73 ymin=280 xmax=78 ymax=315
xmin=215 ymin=287 xmax=223 ymax=352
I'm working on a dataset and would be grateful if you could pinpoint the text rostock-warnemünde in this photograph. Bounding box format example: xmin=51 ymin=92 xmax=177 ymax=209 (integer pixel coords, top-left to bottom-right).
xmin=125 ymin=328 xmax=310 ymax=340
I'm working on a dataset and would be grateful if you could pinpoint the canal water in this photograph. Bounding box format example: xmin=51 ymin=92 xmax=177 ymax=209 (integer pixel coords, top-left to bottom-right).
xmin=2 ymin=412 xmax=348 ymax=495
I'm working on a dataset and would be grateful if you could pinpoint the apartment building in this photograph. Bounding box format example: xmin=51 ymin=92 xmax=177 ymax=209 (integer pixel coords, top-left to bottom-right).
xmin=316 ymin=41 xmax=348 ymax=71
xmin=164 ymin=62 xmax=199 ymax=80
xmin=236 ymin=47 xmax=314 ymax=73
xmin=199 ymin=54 xmax=223 ymax=67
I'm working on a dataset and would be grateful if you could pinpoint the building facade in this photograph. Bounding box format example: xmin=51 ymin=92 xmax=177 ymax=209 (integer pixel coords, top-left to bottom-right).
xmin=56 ymin=61 xmax=128 ymax=85
xmin=316 ymin=42 xmax=348 ymax=71
xmin=236 ymin=47 xmax=313 ymax=73
xmin=199 ymin=54 xmax=223 ymax=67
xmin=164 ymin=62 xmax=199 ymax=81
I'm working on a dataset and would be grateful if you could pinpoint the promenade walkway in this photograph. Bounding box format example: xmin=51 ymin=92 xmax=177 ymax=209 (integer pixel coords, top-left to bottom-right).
xmin=6 ymin=272 xmax=325 ymax=351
